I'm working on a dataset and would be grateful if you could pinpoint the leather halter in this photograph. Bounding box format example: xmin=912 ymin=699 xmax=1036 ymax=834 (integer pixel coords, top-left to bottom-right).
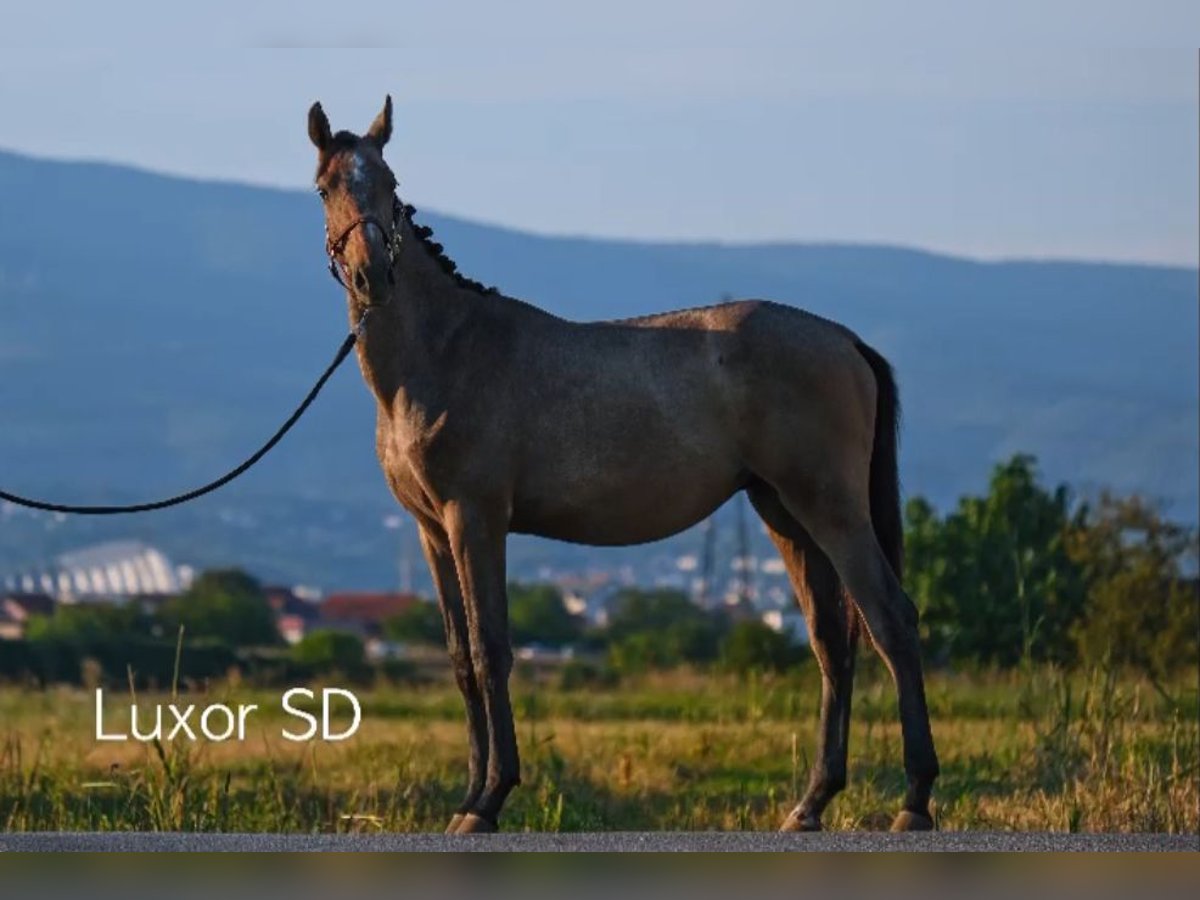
xmin=324 ymin=195 xmax=405 ymax=302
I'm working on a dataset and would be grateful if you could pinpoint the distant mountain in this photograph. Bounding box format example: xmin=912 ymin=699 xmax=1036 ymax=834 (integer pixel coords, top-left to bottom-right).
xmin=0 ymin=148 xmax=1195 ymax=590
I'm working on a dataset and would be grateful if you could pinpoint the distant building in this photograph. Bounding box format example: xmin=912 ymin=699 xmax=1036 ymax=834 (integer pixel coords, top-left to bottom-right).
xmin=761 ymin=608 xmax=809 ymax=644
xmin=561 ymin=583 xmax=622 ymax=628
xmin=275 ymin=614 xmax=309 ymax=645
xmin=364 ymin=637 xmax=407 ymax=662
xmin=0 ymin=592 xmax=55 ymax=639
xmin=265 ymin=585 xmax=322 ymax=645
xmin=759 ymin=557 xmax=787 ymax=576
xmin=318 ymin=592 xmax=422 ymax=638
xmin=3 ymin=592 xmax=55 ymax=621
xmin=515 ymin=643 xmax=576 ymax=663
xmin=0 ymin=607 xmax=18 ymax=641
xmin=1 ymin=541 xmax=190 ymax=603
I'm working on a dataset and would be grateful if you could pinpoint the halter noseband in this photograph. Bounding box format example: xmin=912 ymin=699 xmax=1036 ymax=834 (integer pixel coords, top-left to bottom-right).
xmin=324 ymin=195 xmax=405 ymax=300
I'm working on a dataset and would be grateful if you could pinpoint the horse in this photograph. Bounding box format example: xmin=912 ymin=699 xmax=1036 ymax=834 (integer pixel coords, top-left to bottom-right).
xmin=307 ymin=96 xmax=939 ymax=834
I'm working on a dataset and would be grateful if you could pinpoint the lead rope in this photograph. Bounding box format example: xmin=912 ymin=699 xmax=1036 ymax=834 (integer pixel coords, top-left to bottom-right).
xmin=0 ymin=311 xmax=370 ymax=515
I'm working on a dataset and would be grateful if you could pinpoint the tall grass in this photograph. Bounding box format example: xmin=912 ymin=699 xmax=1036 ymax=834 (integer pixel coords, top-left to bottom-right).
xmin=0 ymin=665 xmax=1194 ymax=833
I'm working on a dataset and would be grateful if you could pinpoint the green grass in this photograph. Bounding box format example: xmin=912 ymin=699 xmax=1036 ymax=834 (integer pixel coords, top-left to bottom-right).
xmin=0 ymin=664 xmax=1195 ymax=833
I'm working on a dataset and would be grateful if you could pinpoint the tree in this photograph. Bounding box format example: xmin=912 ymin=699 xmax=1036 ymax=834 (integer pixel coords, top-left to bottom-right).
xmin=1067 ymin=492 xmax=1198 ymax=681
xmin=720 ymin=620 xmax=806 ymax=675
xmin=508 ymin=583 xmax=583 ymax=647
xmin=159 ymin=569 xmax=279 ymax=648
xmin=606 ymin=588 xmax=710 ymax=639
xmin=605 ymin=588 xmax=727 ymax=673
xmin=25 ymin=603 xmax=153 ymax=644
xmin=904 ymin=455 xmax=1085 ymax=667
xmin=384 ymin=600 xmax=445 ymax=647
xmin=291 ymin=629 xmax=365 ymax=671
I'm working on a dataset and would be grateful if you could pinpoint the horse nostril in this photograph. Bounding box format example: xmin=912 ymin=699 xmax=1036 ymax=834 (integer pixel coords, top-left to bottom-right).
xmin=352 ymin=268 xmax=370 ymax=293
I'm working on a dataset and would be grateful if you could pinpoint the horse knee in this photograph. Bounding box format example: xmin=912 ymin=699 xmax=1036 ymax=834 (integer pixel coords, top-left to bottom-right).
xmin=470 ymin=639 xmax=513 ymax=687
xmin=442 ymin=629 xmax=470 ymax=672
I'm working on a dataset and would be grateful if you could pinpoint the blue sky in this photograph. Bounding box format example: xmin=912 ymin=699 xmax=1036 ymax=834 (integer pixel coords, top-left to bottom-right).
xmin=1 ymin=3 xmax=1197 ymax=264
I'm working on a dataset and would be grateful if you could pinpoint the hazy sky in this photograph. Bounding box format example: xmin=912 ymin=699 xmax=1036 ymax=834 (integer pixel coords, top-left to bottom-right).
xmin=2 ymin=3 xmax=1197 ymax=264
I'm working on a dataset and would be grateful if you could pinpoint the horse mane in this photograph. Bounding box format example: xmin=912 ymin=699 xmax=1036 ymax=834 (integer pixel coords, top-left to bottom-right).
xmin=400 ymin=202 xmax=500 ymax=296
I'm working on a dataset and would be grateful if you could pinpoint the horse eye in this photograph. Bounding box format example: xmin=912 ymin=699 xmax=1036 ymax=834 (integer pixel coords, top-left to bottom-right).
xmin=315 ymin=187 xmax=328 ymax=200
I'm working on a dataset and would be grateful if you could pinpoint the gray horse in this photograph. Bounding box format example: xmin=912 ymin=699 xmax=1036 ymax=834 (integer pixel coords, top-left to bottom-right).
xmin=308 ymin=96 xmax=939 ymax=834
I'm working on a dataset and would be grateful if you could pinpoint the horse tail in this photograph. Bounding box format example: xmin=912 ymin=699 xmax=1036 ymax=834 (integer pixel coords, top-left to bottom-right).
xmin=854 ymin=339 xmax=904 ymax=580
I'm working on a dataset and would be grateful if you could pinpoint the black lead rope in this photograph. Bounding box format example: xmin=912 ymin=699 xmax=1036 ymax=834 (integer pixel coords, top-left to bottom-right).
xmin=0 ymin=316 xmax=367 ymax=516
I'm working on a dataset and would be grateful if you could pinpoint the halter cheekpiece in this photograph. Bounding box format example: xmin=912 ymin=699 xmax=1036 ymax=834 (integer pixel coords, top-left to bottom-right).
xmin=324 ymin=195 xmax=405 ymax=298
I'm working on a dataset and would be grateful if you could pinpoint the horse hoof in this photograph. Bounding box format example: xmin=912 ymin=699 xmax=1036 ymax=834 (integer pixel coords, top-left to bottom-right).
xmin=445 ymin=814 xmax=464 ymax=834
xmin=779 ymin=810 xmax=822 ymax=832
xmin=890 ymin=809 xmax=934 ymax=832
xmin=454 ymin=813 xmax=497 ymax=834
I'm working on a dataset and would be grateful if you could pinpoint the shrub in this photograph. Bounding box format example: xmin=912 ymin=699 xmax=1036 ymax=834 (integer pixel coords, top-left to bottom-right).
xmin=558 ymin=659 xmax=620 ymax=690
xmin=383 ymin=601 xmax=445 ymax=646
xmin=720 ymin=619 xmax=806 ymax=675
xmin=290 ymin=629 xmax=365 ymax=673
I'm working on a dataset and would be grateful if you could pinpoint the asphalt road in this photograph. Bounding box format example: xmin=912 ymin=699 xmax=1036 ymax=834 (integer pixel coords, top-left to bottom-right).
xmin=1 ymin=831 xmax=1196 ymax=852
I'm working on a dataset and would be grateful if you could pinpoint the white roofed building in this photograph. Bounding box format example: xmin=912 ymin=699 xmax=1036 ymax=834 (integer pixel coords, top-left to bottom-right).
xmin=1 ymin=541 xmax=192 ymax=604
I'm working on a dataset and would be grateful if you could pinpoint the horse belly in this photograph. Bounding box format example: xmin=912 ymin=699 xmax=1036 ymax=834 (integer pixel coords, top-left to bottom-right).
xmin=510 ymin=438 xmax=743 ymax=546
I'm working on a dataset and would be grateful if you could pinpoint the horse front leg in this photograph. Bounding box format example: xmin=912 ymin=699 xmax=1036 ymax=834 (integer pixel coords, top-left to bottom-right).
xmin=419 ymin=524 xmax=489 ymax=833
xmin=442 ymin=500 xmax=520 ymax=833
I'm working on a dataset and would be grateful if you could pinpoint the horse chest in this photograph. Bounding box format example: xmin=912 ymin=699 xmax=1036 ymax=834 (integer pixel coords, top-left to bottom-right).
xmin=375 ymin=417 xmax=448 ymax=523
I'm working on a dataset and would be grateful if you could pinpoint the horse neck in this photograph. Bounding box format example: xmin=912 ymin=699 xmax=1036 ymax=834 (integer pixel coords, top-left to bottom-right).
xmin=350 ymin=216 xmax=480 ymax=407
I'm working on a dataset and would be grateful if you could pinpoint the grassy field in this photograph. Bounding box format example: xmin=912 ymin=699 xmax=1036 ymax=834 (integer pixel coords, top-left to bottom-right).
xmin=0 ymin=663 xmax=1195 ymax=833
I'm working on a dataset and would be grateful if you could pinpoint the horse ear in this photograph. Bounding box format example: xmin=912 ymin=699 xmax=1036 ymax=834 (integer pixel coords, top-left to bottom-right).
xmin=308 ymin=101 xmax=332 ymax=151
xmin=366 ymin=94 xmax=393 ymax=148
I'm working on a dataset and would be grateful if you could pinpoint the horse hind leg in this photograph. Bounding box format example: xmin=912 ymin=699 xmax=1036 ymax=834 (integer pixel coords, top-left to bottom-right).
xmin=767 ymin=477 xmax=939 ymax=831
xmin=748 ymin=483 xmax=858 ymax=832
